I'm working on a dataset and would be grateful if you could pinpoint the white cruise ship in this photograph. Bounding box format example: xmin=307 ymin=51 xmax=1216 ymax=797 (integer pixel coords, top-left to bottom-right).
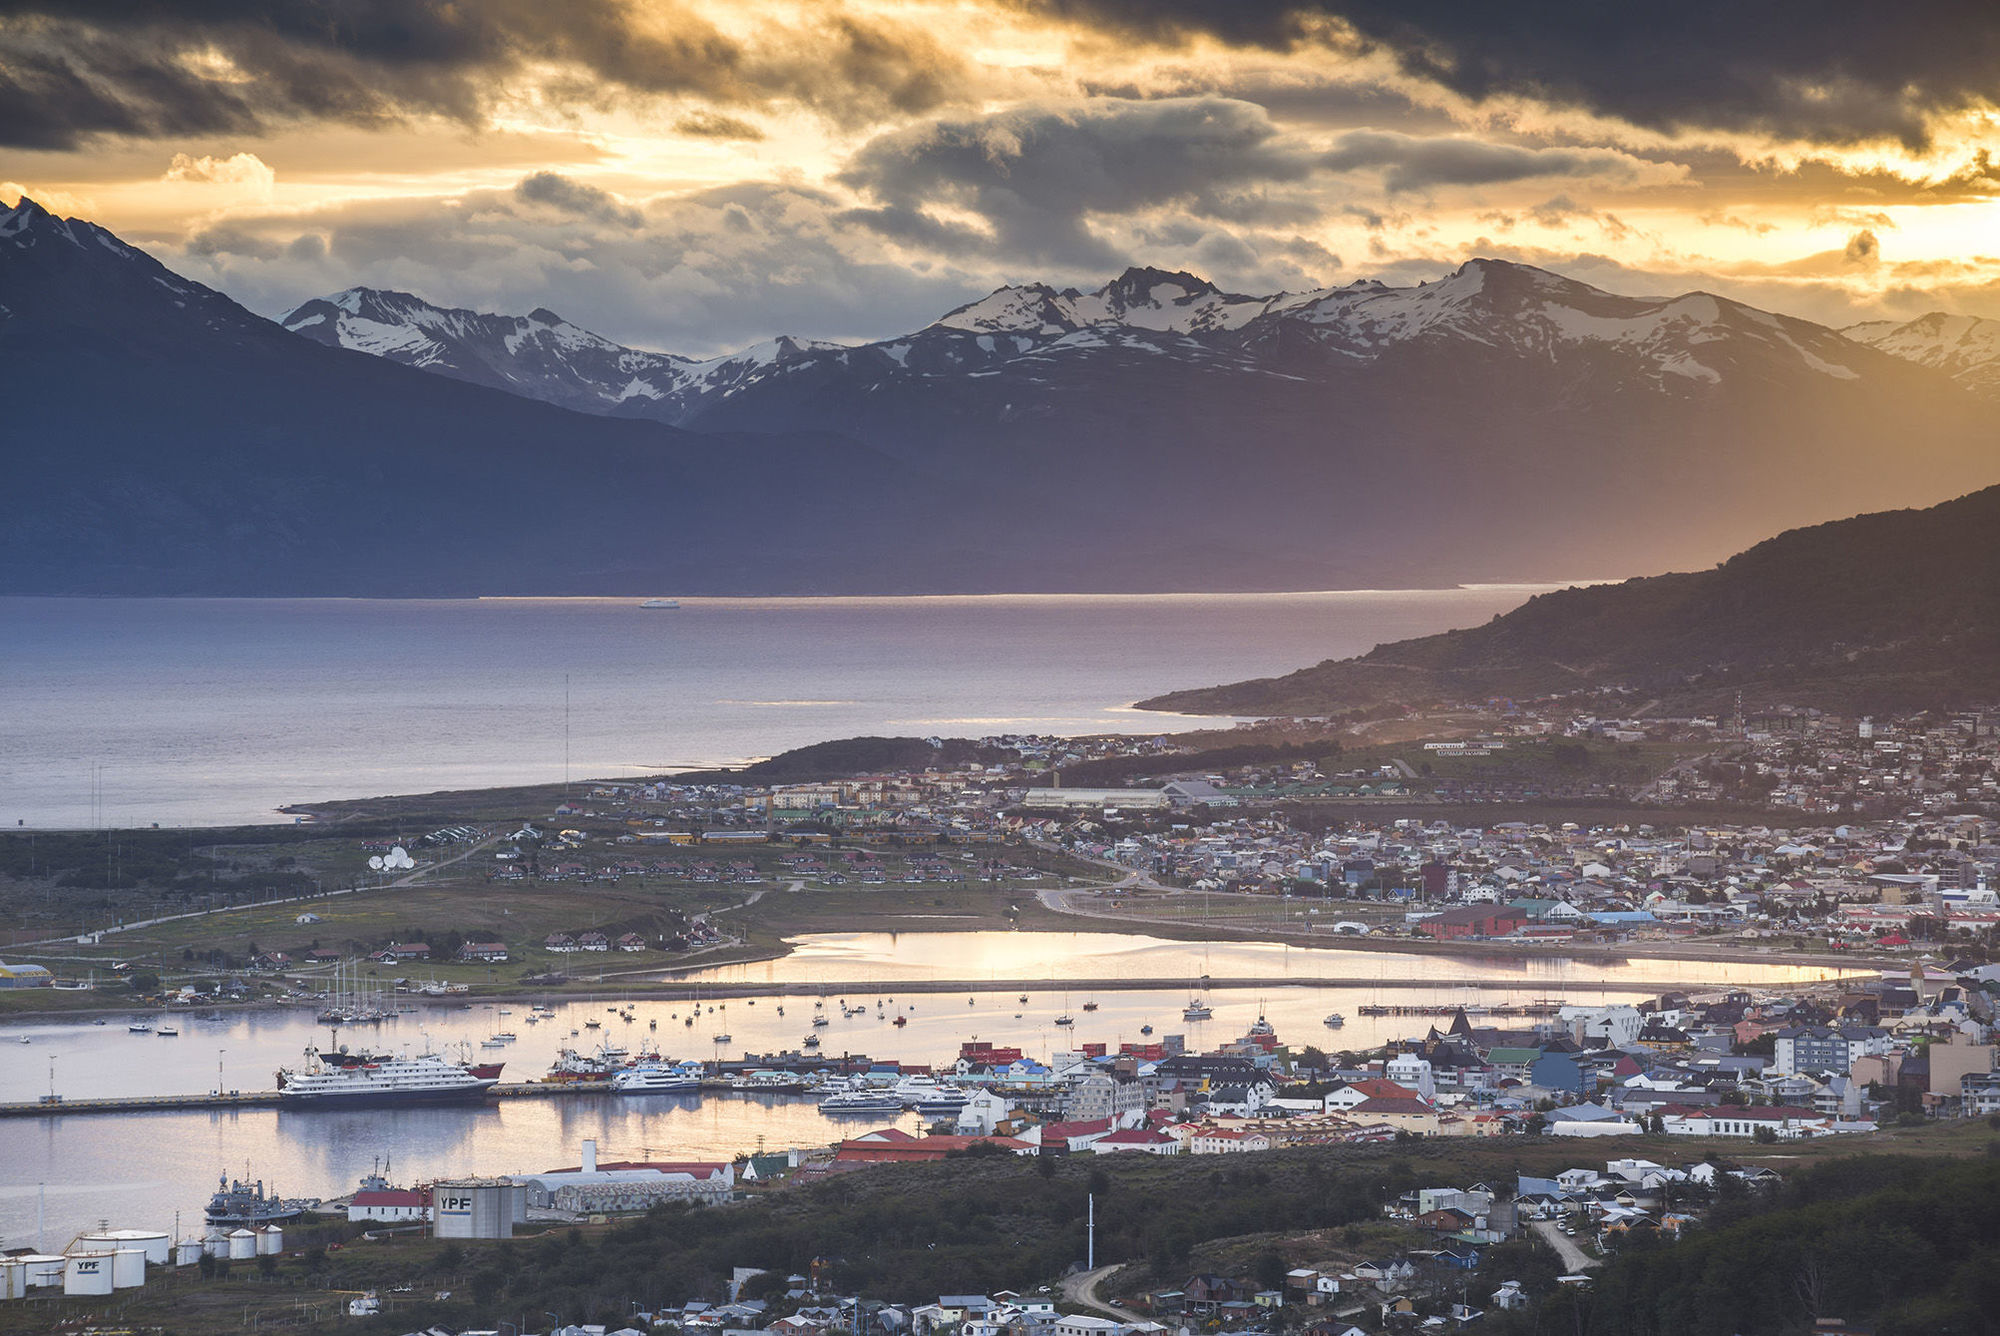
xmin=817 ymin=1086 xmax=905 ymax=1115
xmin=276 ymin=1046 xmax=497 ymax=1108
xmin=611 ymin=1063 xmax=703 ymax=1095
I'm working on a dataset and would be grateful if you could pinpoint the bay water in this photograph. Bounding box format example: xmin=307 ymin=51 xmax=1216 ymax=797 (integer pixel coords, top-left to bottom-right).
xmin=0 ymin=589 xmax=1551 ymax=828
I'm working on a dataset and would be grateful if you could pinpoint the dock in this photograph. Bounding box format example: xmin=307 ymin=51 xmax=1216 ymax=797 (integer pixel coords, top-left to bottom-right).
xmin=0 ymin=1078 xmax=658 ymax=1119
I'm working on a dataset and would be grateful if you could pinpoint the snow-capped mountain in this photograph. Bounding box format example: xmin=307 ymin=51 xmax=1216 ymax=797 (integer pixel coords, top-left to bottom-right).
xmin=0 ymin=196 xmax=931 ymax=597
xmin=290 ymin=258 xmax=1898 ymax=432
xmin=7 ymin=192 xmax=1997 ymax=597
xmin=281 ymin=287 xmax=858 ymax=418
xmin=280 ymin=287 xmax=697 ymax=414
xmin=1843 ymin=312 xmax=2000 ymax=399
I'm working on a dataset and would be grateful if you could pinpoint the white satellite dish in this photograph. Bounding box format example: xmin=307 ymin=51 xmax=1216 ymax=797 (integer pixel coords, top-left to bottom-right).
xmin=367 ymin=855 xmax=384 ymax=871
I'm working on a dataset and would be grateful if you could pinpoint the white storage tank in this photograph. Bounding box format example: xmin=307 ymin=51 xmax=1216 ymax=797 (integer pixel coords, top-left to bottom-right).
xmin=431 ymin=1178 xmax=525 ymax=1240
xmin=227 ymin=1228 xmax=257 ymax=1260
xmin=20 ymin=1255 xmax=66 ymax=1288
xmin=256 ymin=1225 xmax=283 ymax=1255
xmin=0 ymin=1258 xmax=28 ymax=1300
xmin=202 ymin=1229 xmax=230 ymax=1259
xmin=63 ymin=1253 xmax=114 ymax=1297
xmin=174 ymin=1239 xmax=204 ymax=1267
xmin=110 ymin=1249 xmax=146 ymax=1289
xmin=78 ymin=1230 xmax=170 ymax=1265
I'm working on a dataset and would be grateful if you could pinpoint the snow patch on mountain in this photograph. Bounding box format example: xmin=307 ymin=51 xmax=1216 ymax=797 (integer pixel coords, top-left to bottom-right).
xmin=1844 ymin=313 xmax=2000 ymax=397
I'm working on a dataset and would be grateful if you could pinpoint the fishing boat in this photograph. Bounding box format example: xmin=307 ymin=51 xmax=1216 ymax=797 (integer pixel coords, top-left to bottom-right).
xmin=1181 ymin=999 xmax=1213 ymax=1021
xmin=1054 ymin=1013 xmax=1075 ymax=1027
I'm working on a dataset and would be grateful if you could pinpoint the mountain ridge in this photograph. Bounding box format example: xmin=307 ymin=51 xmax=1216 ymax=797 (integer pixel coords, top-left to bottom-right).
xmin=5 ymin=194 xmax=1999 ymax=596
xmin=1139 ymin=484 xmax=2000 ymax=718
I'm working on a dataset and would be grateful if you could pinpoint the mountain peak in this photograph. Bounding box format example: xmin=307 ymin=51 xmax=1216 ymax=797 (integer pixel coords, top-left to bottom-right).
xmin=1102 ymin=265 xmax=1218 ymax=299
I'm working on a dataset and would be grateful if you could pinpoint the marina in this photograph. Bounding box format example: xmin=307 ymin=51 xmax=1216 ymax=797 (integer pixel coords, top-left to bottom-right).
xmin=0 ymin=931 xmax=1855 ymax=1247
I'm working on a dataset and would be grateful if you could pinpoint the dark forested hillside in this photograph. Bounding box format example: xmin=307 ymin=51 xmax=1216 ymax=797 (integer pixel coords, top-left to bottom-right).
xmin=1143 ymin=484 xmax=2000 ymax=717
xmin=1510 ymin=1154 xmax=2000 ymax=1336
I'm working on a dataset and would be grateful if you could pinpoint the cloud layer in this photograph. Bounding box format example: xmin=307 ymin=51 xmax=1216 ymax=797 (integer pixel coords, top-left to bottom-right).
xmin=5 ymin=0 xmax=1998 ymax=351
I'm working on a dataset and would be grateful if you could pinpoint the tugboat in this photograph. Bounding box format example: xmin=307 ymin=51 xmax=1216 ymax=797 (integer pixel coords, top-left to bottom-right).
xmin=204 ymin=1176 xmax=315 ymax=1226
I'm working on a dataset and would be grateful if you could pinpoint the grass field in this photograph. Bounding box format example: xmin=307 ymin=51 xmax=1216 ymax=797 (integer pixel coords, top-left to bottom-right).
xmin=1 ymin=832 xmax=1113 ymax=1012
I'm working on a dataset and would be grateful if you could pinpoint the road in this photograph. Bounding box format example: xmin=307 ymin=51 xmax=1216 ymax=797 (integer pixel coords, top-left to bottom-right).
xmin=1531 ymin=1219 xmax=1600 ymax=1272
xmin=1060 ymin=1263 xmax=1127 ymax=1318
xmin=14 ymin=834 xmax=501 ymax=951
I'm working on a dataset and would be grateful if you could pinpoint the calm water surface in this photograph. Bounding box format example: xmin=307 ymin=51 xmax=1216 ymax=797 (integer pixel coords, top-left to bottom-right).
xmin=0 ymin=589 xmax=1551 ymax=827
xmin=0 ymin=931 xmax=1859 ymax=1246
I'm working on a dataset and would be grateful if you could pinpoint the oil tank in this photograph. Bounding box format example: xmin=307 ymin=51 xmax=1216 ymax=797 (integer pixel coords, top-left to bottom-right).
xmin=78 ymin=1230 xmax=170 ymax=1265
xmin=202 ymin=1229 xmax=229 ymax=1259
xmin=256 ymin=1225 xmax=283 ymax=1255
xmin=431 ymin=1179 xmax=525 ymax=1239
xmin=62 ymin=1254 xmax=114 ymax=1297
xmin=174 ymin=1239 xmax=204 ymax=1267
xmin=227 ymin=1228 xmax=257 ymax=1260
xmin=19 ymin=1255 xmax=65 ymax=1288
xmin=110 ymin=1249 xmax=146 ymax=1289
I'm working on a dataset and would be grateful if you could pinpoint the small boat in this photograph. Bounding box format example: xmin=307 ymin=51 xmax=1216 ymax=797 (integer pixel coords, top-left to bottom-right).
xmin=1323 ymin=1012 xmax=1346 ymax=1029
xmin=649 ymin=1018 xmax=658 ymax=1030
xmin=1182 ymin=1001 xmax=1213 ymax=1021
xmin=128 ymin=1022 xmax=152 ymax=1034
xmin=892 ymin=1015 xmax=908 ymax=1027
xmin=640 ymin=598 xmax=680 ymax=609
xmin=1054 ymin=1014 xmax=1075 ymax=1027
xmin=803 ymin=1033 xmax=822 ymax=1048
xmin=713 ymin=1033 xmax=732 ymax=1044
xmin=584 ymin=1020 xmax=601 ymax=1030
xmin=14 ymin=1035 xmax=27 ymax=1044
xmin=92 ymin=1019 xmax=107 ymax=1026
xmin=1140 ymin=1024 xmax=1153 ymax=1035
xmin=812 ymin=1015 xmax=830 ymax=1028
xmin=1082 ymin=1000 xmax=1098 ymax=1012
xmin=157 ymin=1025 xmax=180 ymax=1037
xmin=1018 ymin=994 xmax=1028 ymax=1004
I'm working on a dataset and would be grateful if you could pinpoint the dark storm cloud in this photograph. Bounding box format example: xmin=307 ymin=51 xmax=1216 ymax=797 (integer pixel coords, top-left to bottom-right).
xmin=515 ymin=172 xmax=644 ymax=228
xmin=675 ymin=110 xmax=767 ymax=141
xmin=838 ymin=97 xmax=1323 ymax=265
xmin=1029 ymin=0 xmax=2000 ymax=147
xmin=1319 ymin=129 xmax=1663 ymax=191
xmin=0 ymin=0 xmax=969 ymax=148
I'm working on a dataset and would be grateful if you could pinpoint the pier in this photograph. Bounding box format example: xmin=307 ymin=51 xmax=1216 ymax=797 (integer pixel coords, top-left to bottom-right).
xmin=0 ymin=1081 xmax=617 ymax=1119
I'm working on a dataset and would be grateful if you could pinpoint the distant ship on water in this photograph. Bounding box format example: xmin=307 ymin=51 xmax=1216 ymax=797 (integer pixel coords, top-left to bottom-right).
xmin=640 ymin=599 xmax=680 ymax=609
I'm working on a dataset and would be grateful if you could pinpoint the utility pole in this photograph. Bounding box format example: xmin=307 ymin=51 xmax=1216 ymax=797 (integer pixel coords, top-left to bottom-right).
xmin=1087 ymin=1191 xmax=1095 ymax=1271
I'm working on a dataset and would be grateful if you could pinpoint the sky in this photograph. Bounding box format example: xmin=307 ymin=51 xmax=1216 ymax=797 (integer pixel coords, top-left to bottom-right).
xmin=4 ymin=0 xmax=1998 ymax=356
